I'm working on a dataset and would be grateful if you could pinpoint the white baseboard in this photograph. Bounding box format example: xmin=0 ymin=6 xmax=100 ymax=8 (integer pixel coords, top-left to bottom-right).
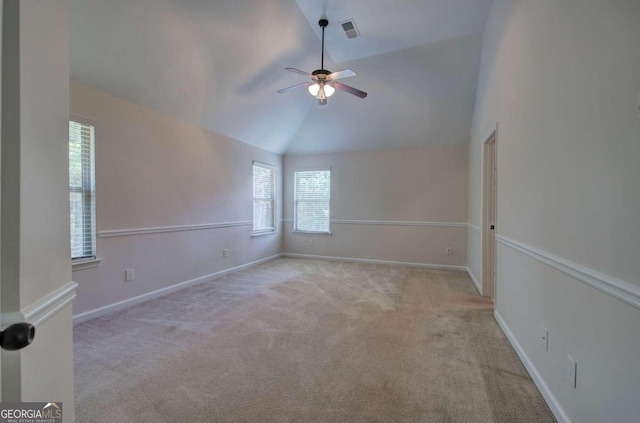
xmin=466 ymin=267 xmax=482 ymax=295
xmin=282 ymin=253 xmax=467 ymax=272
xmin=73 ymin=254 xmax=283 ymax=324
xmin=494 ymin=310 xmax=571 ymax=423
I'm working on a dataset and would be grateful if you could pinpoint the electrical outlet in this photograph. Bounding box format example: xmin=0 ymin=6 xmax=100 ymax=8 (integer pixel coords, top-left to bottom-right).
xmin=125 ymin=269 xmax=134 ymax=282
xmin=567 ymin=355 xmax=577 ymax=388
xmin=223 ymin=248 xmax=229 ymax=258
xmin=446 ymin=247 xmax=452 ymax=255
xmin=541 ymin=327 xmax=548 ymax=351
xmin=309 ymin=239 xmax=314 ymax=247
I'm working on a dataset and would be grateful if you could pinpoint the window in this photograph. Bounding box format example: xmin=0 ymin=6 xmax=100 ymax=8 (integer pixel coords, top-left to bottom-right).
xmin=69 ymin=118 xmax=96 ymax=261
xmin=294 ymin=169 xmax=331 ymax=234
xmin=252 ymin=162 xmax=276 ymax=235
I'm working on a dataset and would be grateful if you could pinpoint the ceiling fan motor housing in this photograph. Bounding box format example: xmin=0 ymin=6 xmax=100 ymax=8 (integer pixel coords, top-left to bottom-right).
xmin=312 ymin=69 xmax=331 ymax=80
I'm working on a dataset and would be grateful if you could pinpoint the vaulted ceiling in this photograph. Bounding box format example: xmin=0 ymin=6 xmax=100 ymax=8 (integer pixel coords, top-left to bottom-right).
xmin=70 ymin=0 xmax=492 ymax=155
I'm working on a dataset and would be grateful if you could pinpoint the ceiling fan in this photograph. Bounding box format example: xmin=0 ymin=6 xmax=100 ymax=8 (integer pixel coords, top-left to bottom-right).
xmin=277 ymin=18 xmax=367 ymax=105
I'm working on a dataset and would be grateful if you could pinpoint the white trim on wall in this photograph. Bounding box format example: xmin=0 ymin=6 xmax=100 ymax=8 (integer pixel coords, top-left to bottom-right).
xmin=72 ymin=258 xmax=103 ymax=271
xmin=467 ymin=224 xmax=481 ymax=233
xmin=496 ymin=235 xmax=640 ymax=310
xmin=23 ymin=282 xmax=78 ymax=327
xmin=282 ymin=219 xmax=467 ymax=228
xmin=331 ymin=220 xmax=468 ymax=228
xmin=494 ymin=310 xmax=571 ymax=423
xmin=283 ymin=253 xmax=467 ymax=272
xmin=466 ymin=267 xmax=482 ymax=295
xmin=0 ymin=282 xmax=78 ymax=328
xmin=98 ymin=221 xmax=252 ymax=238
xmin=73 ymin=254 xmax=282 ymax=324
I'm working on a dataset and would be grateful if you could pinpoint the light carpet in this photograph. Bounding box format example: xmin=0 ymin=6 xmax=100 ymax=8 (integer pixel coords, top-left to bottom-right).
xmin=74 ymin=258 xmax=554 ymax=422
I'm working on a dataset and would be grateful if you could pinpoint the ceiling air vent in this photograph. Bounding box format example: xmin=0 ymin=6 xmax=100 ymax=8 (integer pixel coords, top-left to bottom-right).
xmin=340 ymin=19 xmax=359 ymax=39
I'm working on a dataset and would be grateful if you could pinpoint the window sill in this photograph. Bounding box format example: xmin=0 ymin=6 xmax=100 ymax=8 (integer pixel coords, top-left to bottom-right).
xmin=252 ymin=231 xmax=278 ymax=239
xmin=72 ymin=257 xmax=103 ymax=271
xmin=292 ymin=230 xmax=332 ymax=236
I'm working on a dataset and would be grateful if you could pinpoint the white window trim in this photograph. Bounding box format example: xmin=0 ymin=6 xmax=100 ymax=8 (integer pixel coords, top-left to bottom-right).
xmin=292 ymin=230 xmax=332 ymax=235
xmin=72 ymin=257 xmax=103 ymax=271
xmin=251 ymin=231 xmax=279 ymax=239
xmin=252 ymin=160 xmax=277 ymax=236
xmin=293 ymin=167 xmax=332 ymax=235
xmin=70 ymin=114 xmax=98 ymax=262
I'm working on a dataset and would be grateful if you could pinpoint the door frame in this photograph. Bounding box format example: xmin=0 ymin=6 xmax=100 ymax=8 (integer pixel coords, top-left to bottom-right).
xmin=1 ymin=1 xmax=76 ymax=414
xmin=481 ymin=129 xmax=497 ymax=301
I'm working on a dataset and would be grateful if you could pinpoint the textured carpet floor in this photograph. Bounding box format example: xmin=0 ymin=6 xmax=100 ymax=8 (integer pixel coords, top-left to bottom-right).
xmin=74 ymin=258 xmax=554 ymax=422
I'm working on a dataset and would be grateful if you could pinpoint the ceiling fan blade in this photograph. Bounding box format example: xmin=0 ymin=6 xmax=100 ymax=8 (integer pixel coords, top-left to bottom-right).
xmin=333 ymin=82 xmax=368 ymax=99
xmin=277 ymin=82 xmax=310 ymax=94
xmin=285 ymin=67 xmax=311 ymax=77
xmin=328 ymin=68 xmax=356 ymax=80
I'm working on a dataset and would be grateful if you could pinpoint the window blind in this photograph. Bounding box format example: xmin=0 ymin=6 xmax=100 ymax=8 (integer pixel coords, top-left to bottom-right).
xmin=69 ymin=119 xmax=96 ymax=260
xmin=253 ymin=162 xmax=276 ymax=234
xmin=294 ymin=169 xmax=331 ymax=233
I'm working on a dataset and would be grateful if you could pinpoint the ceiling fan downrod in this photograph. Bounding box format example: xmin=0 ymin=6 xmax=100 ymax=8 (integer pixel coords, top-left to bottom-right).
xmin=319 ymin=18 xmax=328 ymax=70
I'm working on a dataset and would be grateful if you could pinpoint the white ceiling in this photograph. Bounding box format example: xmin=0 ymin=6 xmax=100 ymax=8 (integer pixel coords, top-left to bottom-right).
xmin=295 ymin=0 xmax=492 ymax=63
xmin=69 ymin=0 xmax=491 ymax=155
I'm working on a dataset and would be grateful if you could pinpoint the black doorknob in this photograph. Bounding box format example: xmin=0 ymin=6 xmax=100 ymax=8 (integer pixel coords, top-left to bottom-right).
xmin=0 ymin=322 xmax=35 ymax=351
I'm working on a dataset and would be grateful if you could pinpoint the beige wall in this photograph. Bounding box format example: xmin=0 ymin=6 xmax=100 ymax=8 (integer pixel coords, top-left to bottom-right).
xmin=284 ymin=145 xmax=468 ymax=268
xmin=468 ymin=0 xmax=640 ymax=421
xmin=71 ymin=82 xmax=282 ymax=317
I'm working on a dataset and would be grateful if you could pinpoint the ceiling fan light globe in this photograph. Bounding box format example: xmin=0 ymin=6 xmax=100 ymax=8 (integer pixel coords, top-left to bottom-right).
xmin=308 ymin=83 xmax=320 ymax=96
xmin=324 ymin=83 xmax=335 ymax=97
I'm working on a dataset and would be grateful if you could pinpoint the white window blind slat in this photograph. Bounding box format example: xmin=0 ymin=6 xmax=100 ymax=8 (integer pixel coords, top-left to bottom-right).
xmin=253 ymin=162 xmax=276 ymax=234
xmin=294 ymin=169 xmax=331 ymax=233
xmin=69 ymin=119 xmax=97 ymax=260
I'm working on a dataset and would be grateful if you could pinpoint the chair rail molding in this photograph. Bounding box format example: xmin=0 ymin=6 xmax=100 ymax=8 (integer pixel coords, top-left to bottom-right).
xmin=467 ymin=224 xmax=481 ymax=233
xmin=1 ymin=282 xmax=78 ymax=329
xmin=496 ymin=235 xmax=640 ymax=310
xmin=283 ymin=219 xmax=467 ymax=228
xmin=331 ymin=219 xmax=467 ymax=228
xmin=98 ymin=221 xmax=252 ymax=238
